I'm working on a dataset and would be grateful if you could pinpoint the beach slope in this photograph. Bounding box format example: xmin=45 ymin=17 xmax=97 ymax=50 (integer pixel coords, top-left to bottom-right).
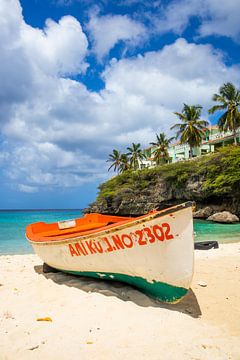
xmin=0 ymin=243 xmax=240 ymax=360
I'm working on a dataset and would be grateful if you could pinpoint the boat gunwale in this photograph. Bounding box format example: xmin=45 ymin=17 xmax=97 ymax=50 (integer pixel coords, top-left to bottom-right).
xmin=26 ymin=201 xmax=194 ymax=246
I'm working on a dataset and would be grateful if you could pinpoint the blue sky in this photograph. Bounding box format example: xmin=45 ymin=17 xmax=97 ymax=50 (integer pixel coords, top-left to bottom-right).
xmin=0 ymin=0 xmax=240 ymax=209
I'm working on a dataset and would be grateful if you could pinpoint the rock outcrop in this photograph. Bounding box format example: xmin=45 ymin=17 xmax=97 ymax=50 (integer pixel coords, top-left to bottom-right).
xmin=87 ymin=179 xmax=240 ymax=216
xmin=193 ymin=206 xmax=214 ymax=219
xmin=85 ymin=146 xmax=240 ymax=217
xmin=207 ymin=211 xmax=239 ymax=223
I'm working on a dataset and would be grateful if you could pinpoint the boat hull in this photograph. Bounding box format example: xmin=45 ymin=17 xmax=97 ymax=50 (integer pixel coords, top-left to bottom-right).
xmin=28 ymin=203 xmax=194 ymax=303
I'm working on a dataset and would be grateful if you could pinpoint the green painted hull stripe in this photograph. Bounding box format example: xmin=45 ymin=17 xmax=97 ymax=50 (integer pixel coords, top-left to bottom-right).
xmin=60 ymin=269 xmax=188 ymax=303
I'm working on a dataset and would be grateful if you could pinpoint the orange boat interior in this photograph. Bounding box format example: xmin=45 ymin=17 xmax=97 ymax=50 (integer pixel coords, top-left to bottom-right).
xmin=26 ymin=213 xmax=134 ymax=242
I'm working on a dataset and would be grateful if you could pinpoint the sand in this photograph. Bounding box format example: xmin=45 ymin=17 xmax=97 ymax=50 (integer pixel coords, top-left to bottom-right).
xmin=0 ymin=243 xmax=240 ymax=360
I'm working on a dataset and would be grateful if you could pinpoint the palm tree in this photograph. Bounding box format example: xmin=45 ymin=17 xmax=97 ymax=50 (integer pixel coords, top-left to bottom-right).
xmin=119 ymin=153 xmax=130 ymax=173
xmin=208 ymin=82 xmax=240 ymax=145
xmin=107 ymin=149 xmax=122 ymax=173
xmin=150 ymin=133 xmax=174 ymax=165
xmin=171 ymin=104 xmax=209 ymax=158
xmin=126 ymin=143 xmax=146 ymax=170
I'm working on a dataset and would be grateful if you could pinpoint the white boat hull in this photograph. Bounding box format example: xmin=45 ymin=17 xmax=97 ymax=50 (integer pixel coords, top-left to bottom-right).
xmin=28 ymin=203 xmax=194 ymax=303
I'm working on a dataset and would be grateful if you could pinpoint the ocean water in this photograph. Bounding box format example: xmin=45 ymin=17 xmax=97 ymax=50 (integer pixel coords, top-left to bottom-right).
xmin=0 ymin=210 xmax=240 ymax=255
xmin=194 ymin=219 xmax=240 ymax=244
xmin=0 ymin=210 xmax=82 ymax=255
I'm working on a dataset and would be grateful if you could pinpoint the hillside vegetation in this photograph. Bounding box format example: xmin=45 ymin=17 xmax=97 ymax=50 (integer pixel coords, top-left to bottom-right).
xmin=87 ymin=146 xmax=240 ymax=215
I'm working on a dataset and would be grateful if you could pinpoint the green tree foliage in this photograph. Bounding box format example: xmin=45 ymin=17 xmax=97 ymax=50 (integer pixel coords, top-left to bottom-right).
xmin=127 ymin=143 xmax=146 ymax=170
xmin=99 ymin=146 xmax=240 ymax=200
xmin=208 ymin=82 xmax=240 ymax=145
xmin=171 ymin=104 xmax=209 ymax=157
xmin=150 ymin=133 xmax=174 ymax=165
xmin=119 ymin=153 xmax=130 ymax=173
xmin=107 ymin=150 xmax=130 ymax=174
xmin=201 ymin=146 xmax=240 ymax=194
xmin=107 ymin=149 xmax=122 ymax=173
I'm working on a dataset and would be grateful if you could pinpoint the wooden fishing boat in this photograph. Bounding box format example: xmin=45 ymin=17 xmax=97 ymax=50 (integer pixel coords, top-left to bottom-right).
xmin=26 ymin=202 xmax=194 ymax=303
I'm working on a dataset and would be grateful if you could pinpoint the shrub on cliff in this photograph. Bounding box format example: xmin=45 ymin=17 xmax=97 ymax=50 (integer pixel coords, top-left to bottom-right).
xmin=200 ymin=146 xmax=240 ymax=195
xmin=96 ymin=146 xmax=240 ymax=202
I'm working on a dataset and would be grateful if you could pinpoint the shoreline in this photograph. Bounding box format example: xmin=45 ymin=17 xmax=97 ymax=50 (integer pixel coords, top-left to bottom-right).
xmin=0 ymin=243 xmax=240 ymax=359
xmin=1 ymin=215 xmax=240 ymax=257
xmin=2 ymin=238 xmax=240 ymax=257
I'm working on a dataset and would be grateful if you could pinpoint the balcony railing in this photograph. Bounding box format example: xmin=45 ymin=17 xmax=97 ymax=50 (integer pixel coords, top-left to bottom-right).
xmin=208 ymin=130 xmax=238 ymax=141
xmin=170 ymin=144 xmax=187 ymax=151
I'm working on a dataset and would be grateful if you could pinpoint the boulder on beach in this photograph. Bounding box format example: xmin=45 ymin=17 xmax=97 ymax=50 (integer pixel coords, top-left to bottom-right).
xmin=193 ymin=206 xmax=214 ymax=219
xmin=207 ymin=211 xmax=239 ymax=224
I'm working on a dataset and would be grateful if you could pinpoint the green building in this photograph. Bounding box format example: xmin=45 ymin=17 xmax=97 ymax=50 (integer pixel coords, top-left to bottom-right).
xmin=142 ymin=126 xmax=240 ymax=167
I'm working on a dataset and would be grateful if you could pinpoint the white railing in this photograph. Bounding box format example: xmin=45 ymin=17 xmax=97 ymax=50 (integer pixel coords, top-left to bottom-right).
xmin=171 ymin=144 xmax=189 ymax=151
xmin=209 ymin=131 xmax=232 ymax=141
xmin=209 ymin=129 xmax=240 ymax=141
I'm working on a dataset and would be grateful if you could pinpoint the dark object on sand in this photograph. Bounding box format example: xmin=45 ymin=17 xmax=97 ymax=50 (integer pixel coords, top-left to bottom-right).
xmin=194 ymin=241 xmax=219 ymax=250
xmin=42 ymin=262 xmax=59 ymax=273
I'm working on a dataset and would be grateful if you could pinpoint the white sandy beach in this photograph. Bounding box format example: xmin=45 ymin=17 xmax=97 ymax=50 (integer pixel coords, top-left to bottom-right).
xmin=0 ymin=243 xmax=240 ymax=360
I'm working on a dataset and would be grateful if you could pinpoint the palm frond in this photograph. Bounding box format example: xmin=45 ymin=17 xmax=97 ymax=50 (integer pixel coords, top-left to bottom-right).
xmin=208 ymin=104 xmax=227 ymax=114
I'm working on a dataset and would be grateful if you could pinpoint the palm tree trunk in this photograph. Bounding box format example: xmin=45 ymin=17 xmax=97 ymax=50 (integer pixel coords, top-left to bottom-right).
xmin=233 ymin=129 xmax=237 ymax=145
xmin=189 ymin=147 xmax=193 ymax=158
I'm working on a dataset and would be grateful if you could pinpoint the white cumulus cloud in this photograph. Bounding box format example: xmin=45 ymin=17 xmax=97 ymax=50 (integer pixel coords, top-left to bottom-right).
xmin=102 ymin=38 xmax=240 ymax=134
xmin=21 ymin=15 xmax=89 ymax=76
xmin=154 ymin=0 xmax=240 ymax=42
xmin=198 ymin=0 xmax=240 ymax=41
xmin=87 ymin=12 xmax=146 ymax=61
xmin=1 ymin=0 xmax=240 ymax=194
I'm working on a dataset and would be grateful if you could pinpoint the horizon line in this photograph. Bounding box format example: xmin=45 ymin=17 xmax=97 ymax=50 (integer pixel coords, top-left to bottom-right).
xmin=0 ymin=208 xmax=83 ymax=211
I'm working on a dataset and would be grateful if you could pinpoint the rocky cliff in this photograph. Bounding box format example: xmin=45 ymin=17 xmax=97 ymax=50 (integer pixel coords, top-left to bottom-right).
xmin=85 ymin=146 xmax=240 ymax=217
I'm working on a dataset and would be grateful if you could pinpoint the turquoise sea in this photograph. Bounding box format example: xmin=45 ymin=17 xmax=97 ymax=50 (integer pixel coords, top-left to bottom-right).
xmin=0 ymin=210 xmax=240 ymax=255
